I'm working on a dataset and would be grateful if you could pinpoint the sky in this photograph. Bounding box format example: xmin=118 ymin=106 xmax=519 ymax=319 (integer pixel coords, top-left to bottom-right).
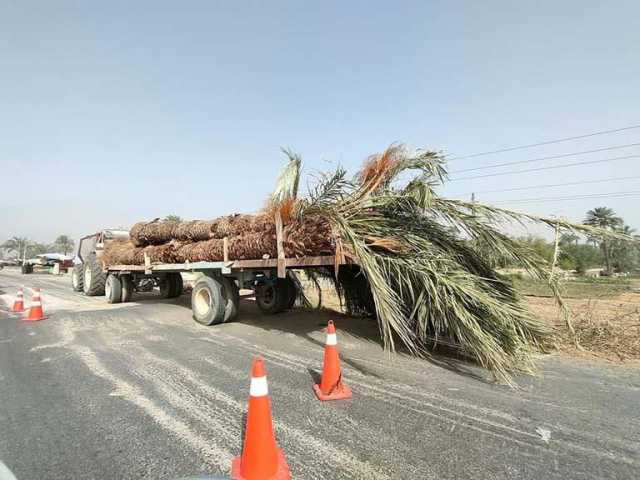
xmin=1 ymin=0 xmax=639 ymax=245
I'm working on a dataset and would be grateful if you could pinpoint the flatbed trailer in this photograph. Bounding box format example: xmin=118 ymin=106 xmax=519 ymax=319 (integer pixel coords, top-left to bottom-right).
xmin=102 ymin=255 xmax=341 ymax=326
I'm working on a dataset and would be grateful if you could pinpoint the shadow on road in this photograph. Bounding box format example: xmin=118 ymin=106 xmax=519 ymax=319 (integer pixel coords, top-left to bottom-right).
xmin=158 ymin=292 xmax=491 ymax=384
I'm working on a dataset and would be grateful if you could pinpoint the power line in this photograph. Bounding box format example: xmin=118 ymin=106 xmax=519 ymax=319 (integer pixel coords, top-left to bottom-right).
xmin=490 ymin=191 xmax=640 ymax=205
xmin=449 ymin=142 xmax=640 ymax=174
xmin=449 ymin=154 xmax=640 ymax=182
xmin=452 ymin=175 xmax=640 ymax=196
xmin=449 ymin=123 xmax=640 ymax=161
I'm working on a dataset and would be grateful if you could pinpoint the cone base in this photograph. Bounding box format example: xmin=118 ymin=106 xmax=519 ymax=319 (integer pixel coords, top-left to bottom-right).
xmin=11 ymin=305 xmax=25 ymax=313
xmin=231 ymin=449 xmax=291 ymax=480
xmin=313 ymin=383 xmax=353 ymax=401
xmin=23 ymin=308 xmax=46 ymax=322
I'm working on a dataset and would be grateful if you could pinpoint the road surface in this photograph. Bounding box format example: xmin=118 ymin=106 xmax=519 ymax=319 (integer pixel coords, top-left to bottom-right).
xmin=0 ymin=269 xmax=638 ymax=479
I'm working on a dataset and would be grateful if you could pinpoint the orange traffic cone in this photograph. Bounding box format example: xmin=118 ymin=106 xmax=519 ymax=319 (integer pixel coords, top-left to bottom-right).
xmin=231 ymin=357 xmax=290 ymax=480
xmin=11 ymin=287 xmax=25 ymax=313
xmin=313 ymin=320 xmax=352 ymax=401
xmin=25 ymin=288 xmax=45 ymax=321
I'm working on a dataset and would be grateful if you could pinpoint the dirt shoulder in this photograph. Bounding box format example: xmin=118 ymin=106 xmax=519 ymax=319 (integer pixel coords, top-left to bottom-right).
xmin=526 ymin=290 xmax=640 ymax=363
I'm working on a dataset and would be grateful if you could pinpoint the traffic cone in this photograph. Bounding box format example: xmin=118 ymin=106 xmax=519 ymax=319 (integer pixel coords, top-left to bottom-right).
xmin=11 ymin=287 xmax=25 ymax=313
xmin=231 ymin=357 xmax=290 ymax=480
xmin=313 ymin=320 xmax=352 ymax=401
xmin=25 ymin=288 xmax=45 ymax=321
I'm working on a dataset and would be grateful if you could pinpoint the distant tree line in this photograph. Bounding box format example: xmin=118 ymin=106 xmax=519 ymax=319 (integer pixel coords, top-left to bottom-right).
xmin=0 ymin=235 xmax=75 ymax=260
xmin=486 ymin=207 xmax=639 ymax=274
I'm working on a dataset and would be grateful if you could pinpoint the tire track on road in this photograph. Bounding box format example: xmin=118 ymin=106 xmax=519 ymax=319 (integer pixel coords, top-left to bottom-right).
xmin=30 ymin=321 xmax=236 ymax=472
xmin=135 ymin=349 xmax=392 ymax=480
xmin=214 ymin=331 xmax=640 ymax=470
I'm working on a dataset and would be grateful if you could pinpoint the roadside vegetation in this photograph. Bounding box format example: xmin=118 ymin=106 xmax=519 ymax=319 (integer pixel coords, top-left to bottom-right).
xmin=510 ymin=276 xmax=634 ymax=299
xmin=0 ymin=234 xmax=75 ymax=259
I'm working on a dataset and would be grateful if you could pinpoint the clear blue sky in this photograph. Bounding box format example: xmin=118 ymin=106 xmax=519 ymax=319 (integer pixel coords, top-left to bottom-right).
xmin=1 ymin=0 xmax=639 ymax=244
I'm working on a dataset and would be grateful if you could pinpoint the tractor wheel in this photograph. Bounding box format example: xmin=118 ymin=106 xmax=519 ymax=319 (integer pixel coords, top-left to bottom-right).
xmin=71 ymin=264 xmax=84 ymax=292
xmin=83 ymin=253 xmax=106 ymax=296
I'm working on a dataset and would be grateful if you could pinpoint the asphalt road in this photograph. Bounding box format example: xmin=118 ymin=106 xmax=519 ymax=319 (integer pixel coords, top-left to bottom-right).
xmin=0 ymin=269 xmax=639 ymax=480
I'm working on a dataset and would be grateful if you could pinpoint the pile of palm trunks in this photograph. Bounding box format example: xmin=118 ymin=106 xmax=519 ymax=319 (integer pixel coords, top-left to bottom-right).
xmin=102 ymin=214 xmax=334 ymax=265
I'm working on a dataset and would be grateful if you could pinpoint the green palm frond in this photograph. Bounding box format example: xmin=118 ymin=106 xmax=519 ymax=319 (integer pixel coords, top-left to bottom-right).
xmin=276 ymin=144 xmax=638 ymax=384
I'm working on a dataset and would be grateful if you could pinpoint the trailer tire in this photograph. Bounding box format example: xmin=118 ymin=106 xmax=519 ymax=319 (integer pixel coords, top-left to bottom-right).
xmin=159 ymin=276 xmax=171 ymax=298
xmin=160 ymin=273 xmax=182 ymax=298
xmin=256 ymin=279 xmax=288 ymax=315
xmin=105 ymin=274 xmax=122 ymax=304
xmin=21 ymin=264 xmax=33 ymax=274
xmin=220 ymin=276 xmax=240 ymax=323
xmin=169 ymin=273 xmax=184 ymax=298
xmin=83 ymin=254 xmax=106 ymax=296
xmin=283 ymin=277 xmax=297 ymax=310
xmin=191 ymin=276 xmax=226 ymax=325
xmin=71 ymin=264 xmax=84 ymax=292
xmin=121 ymin=275 xmax=134 ymax=302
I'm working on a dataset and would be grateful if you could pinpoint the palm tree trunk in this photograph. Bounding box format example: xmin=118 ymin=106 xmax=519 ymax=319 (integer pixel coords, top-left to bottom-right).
xmin=603 ymin=240 xmax=612 ymax=273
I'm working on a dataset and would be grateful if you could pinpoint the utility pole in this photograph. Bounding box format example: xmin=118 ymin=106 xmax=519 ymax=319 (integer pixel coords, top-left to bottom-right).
xmin=550 ymin=218 xmax=560 ymax=278
xmin=471 ymin=192 xmax=476 ymax=203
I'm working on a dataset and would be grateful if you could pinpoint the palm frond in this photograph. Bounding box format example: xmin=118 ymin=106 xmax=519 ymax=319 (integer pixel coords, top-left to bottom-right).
xmin=293 ymin=144 xmax=639 ymax=384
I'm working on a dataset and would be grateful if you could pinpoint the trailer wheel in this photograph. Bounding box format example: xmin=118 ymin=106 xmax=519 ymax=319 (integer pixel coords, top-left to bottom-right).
xmin=83 ymin=254 xmax=106 ymax=296
xmin=220 ymin=277 xmax=240 ymax=323
xmin=160 ymin=273 xmax=182 ymax=298
xmin=159 ymin=276 xmax=171 ymax=298
xmin=121 ymin=275 xmax=134 ymax=302
xmin=255 ymin=279 xmax=288 ymax=314
xmin=21 ymin=264 xmax=33 ymax=274
xmin=283 ymin=277 xmax=297 ymax=310
xmin=105 ymin=274 xmax=122 ymax=304
xmin=71 ymin=264 xmax=84 ymax=292
xmin=191 ymin=276 xmax=226 ymax=325
xmin=169 ymin=273 xmax=184 ymax=298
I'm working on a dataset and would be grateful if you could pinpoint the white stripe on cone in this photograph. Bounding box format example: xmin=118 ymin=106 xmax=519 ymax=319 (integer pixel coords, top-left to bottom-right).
xmin=250 ymin=376 xmax=269 ymax=397
xmin=31 ymin=301 xmax=41 ymax=307
xmin=326 ymin=333 xmax=337 ymax=346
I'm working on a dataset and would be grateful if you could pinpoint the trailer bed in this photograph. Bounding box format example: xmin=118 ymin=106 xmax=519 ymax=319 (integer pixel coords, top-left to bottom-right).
xmin=105 ymin=255 xmax=339 ymax=274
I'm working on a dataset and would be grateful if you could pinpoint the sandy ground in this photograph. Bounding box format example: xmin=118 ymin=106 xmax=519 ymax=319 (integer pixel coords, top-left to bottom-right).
xmin=525 ymin=291 xmax=640 ymax=362
xmin=1 ymin=268 xmax=639 ymax=479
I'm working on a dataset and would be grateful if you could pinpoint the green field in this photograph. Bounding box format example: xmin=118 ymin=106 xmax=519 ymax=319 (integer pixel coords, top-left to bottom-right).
xmin=510 ymin=276 xmax=634 ymax=299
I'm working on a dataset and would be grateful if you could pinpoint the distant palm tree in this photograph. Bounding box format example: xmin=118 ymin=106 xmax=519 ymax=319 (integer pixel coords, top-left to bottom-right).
xmin=53 ymin=235 xmax=74 ymax=255
xmin=559 ymin=233 xmax=579 ymax=246
xmin=1 ymin=236 xmax=29 ymax=259
xmin=584 ymin=207 xmax=622 ymax=273
xmin=164 ymin=215 xmax=182 ymax=222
